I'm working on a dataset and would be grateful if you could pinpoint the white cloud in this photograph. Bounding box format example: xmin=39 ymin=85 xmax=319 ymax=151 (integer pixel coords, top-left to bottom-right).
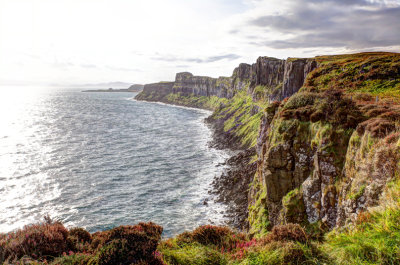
xmin=0 ymin=0 xmax=398 ymax=88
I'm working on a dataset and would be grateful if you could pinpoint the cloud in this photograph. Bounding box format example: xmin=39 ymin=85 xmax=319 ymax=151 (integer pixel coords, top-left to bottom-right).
xmin=80 ymin=64 xmax=97 ymax=68
xmin=151 ymin=53 xmax=241 ymax=63
xmin=242 ymin=0 xmax=400 ymax=50
xmin=106 ymin=66 xmax=142 ymax=72
xmin=53 ymin=60 xmax=74 ymax=69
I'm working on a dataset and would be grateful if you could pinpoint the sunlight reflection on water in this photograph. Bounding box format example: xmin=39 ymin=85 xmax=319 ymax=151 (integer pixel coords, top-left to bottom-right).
xmin=0 ymin=89 xmax=229 ymax=237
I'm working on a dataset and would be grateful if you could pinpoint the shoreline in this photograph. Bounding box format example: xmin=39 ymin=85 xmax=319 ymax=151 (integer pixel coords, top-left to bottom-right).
xmin=135 ymin=96 xmax=253 ymax=231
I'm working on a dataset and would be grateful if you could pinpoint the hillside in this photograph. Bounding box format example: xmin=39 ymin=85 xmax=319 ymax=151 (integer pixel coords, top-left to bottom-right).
xmin=1 ymin=52 xmax=400 ymax=264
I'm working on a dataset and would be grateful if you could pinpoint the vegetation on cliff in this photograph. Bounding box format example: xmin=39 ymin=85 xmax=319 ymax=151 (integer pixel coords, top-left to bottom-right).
xmin=304 ymin=52 xmax=400 ymax=100
xmin=134 ymin=52 xmax=400 ymax=264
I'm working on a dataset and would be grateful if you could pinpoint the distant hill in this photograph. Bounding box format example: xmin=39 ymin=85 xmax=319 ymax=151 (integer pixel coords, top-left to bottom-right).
xmin=78 ymin=82 xmax=144 ymax=92
xmin=76 ymin=81 xmax=134 ymax=89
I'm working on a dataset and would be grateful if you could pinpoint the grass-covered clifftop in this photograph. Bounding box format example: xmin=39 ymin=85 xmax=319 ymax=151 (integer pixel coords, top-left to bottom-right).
xmin=304 ymin=52 xmax=400 ymax=99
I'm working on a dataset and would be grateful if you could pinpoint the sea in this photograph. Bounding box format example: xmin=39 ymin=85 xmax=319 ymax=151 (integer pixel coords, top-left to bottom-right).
xmin=0 ymin=89 xmax=230 ymax=237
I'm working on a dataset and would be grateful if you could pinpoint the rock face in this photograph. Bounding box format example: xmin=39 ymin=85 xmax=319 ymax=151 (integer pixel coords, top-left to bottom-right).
xmin=135 ymin=52 xmax=400 ymax=236
xmin=279 ymin=59 xmax=318 ymax=101
xmin=173 ymin=72 xmax=218 ymax=97
xmin=253 ymin=57 xmax=285 ymax=88
xmin=134 ymin=82 xmax=174 ymax=102
xmin=250 ymin=91 xmax=400 ymax=233
xmin=135 ymin=56 xmax=318 ymax=104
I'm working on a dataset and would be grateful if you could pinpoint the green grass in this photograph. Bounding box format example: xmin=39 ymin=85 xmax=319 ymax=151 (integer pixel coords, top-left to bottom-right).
xmin=165 ymin=93 xmax=229 ymax=110
xmin=212 ymin=91 xmax=268 ymax=148
xmin=323 ymin=179 xmax=400 ymax=265
xmin=160 ymin=242 xmax=228 ymax=265
xmin=304 ymin=52 xmax=400 ymax=100
xmin=248 ymin=177 xmax=270 ymax=236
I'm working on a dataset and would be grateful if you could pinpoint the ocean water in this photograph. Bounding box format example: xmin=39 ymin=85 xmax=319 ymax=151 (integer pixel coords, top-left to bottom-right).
xmin=0 ymin=89 xmax=230 ymax=237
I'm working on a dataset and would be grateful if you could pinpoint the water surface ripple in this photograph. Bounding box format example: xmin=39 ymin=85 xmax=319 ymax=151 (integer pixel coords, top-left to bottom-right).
xmin=0 ymin=90 xmax=229 ymax=237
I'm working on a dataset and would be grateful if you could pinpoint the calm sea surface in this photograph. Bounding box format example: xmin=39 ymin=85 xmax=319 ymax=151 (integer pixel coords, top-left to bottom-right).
xmin=0 ymin=89 xmax=229 ymax=237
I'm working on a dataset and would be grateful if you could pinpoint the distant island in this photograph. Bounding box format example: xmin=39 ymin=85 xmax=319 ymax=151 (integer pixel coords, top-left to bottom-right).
xmin=82 ymin=84 xmax=144 ymax=92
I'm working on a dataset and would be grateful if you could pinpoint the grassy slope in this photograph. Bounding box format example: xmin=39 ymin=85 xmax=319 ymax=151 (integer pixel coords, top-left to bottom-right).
xmin=209 ymin=91 xmax=269 ymax=148
xmin=304 ymin=52 xmax=400 ymax=100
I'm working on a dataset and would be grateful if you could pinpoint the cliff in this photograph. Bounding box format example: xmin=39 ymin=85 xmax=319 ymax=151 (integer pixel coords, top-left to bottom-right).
xmin=128 ymin=84 xmax=145 ymax=91
xmin=135 ymin=52 xmax=400 ymax=264
xmin=135 ymin=56 xmax=318 ymax=106
xmin=248 ymin=52 xmax=400 ymax=235
xmin=134 ymin=81 xmax=174 ymax=102
xmin=135 ymin=52 xmax=400 ymax=235
xmin=5 ymin=52 xmax=400 ymax=264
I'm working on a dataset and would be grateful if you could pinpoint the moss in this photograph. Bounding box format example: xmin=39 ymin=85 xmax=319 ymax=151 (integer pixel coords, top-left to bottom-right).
xmin=280 ymin=188 xmax=308 ymax=225
xmin=348 ymin=184 xmax=366 ymax=201
xmin=248 ymin=175 xmax=270 ymax=236
xmin=211 ymin=91 xmax=267 ymax=148
xmin=165 ymin=93 xmax=229 ymax=110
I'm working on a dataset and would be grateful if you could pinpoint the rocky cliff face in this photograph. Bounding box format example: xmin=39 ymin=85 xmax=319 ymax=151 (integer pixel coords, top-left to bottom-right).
xmin=134 ymin=82 xmax=174 ymax=102
xmin=136 ymin=56 xmax=318 ymax=105
xmin=173 ymin=72 xmax=217 ymax=97
xmin=135 ymin=52 xmax=400 ymax=236
xmin=249 ymin=90 xmax=400 ymax=233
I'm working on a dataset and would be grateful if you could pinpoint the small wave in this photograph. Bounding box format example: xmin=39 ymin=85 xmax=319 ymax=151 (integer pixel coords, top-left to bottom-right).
xmin=0 ymin=91 xmax=230 ymax=237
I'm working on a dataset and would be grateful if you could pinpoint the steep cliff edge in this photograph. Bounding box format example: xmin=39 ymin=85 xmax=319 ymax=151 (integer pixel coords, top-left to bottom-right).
xmin=134 ymin=81 xmax=174 ymax=102
xmin=135 ymin=53 xmax=400 ymax=237
xmin=249 ymin=52 xmax=400 ymax=234
xmin=134 ymin=56 xmax=318 ymax=108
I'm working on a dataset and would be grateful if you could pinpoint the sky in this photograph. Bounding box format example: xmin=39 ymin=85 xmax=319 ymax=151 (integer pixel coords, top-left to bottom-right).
xmin=0 ymin=0 xmax=399 ymax=88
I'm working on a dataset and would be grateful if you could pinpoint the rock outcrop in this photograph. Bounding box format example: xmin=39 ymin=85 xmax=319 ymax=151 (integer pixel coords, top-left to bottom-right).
xmin=135 ymin=56 xmax=318 ymax=104
xmin=250 ymin=90 xmax=400 ymax=233
xmin=134 ymin=82 xmax=174 ymax=102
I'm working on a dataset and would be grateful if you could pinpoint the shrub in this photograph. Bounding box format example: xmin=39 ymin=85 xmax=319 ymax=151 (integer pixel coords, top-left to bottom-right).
xmin=357 ymin=118 xmax=395 ymax=138
xmin=69 ymin=228 xmax=91 ymax=243
xmin=89 ymin=239 xmax=129 ymax=265
xmin=0 ymin=219 xmax=69 ymax=262
xmin=175 ymin=231 xmax=194 ymax=246
xmin=283 ymin=92 xmax=317 ymax=110
xmin=191 ymin=225 xmax=234 ymax=247
xmin=280 ymin=90 xmax=364 ymax=129
xmin=265 ymin=223 xmax=309 ymax=243
xmin=90 ymin=222 xmax=164 ymax=265
xmin=51 ymin=253 xmax=92 ymax=265
xmin=68 ymin=227 xmax=92 ymax=253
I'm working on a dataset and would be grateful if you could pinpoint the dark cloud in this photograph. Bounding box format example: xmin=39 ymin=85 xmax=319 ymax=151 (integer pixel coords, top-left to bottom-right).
xmin=152 ymin=53 xmax=241 ymax=63
xmin=247 ymin=0 xmax=400 ymax=49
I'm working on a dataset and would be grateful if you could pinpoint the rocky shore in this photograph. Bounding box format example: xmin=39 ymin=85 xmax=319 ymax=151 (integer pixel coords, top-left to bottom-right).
xmin=204 ymin=111 xmax=257 ymax=230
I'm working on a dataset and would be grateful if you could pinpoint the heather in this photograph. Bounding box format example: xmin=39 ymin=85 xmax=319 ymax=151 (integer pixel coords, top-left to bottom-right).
xmin=0 ymin=218 xmax=164 ymax=265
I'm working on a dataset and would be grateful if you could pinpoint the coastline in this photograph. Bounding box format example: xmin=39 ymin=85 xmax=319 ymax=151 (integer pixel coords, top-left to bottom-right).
xmin=134 ymin=96 xmax=254 ymax=231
